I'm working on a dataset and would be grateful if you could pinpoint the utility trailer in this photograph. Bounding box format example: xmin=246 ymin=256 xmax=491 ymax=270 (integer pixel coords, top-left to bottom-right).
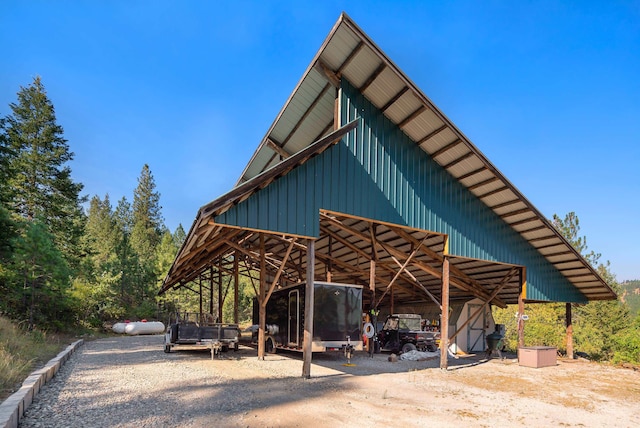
xmin=253 ymin=281 xmax=363 ymax=356
xmin=163 ymin=312 xmax=239 ymax=359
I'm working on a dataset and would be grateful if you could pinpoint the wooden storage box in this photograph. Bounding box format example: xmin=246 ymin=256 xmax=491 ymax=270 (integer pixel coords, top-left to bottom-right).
xmin=518 ymin=346 xmax=557 ymax=368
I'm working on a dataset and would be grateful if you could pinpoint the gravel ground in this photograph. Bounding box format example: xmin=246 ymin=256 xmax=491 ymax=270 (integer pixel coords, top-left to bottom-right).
xmin=18 ymin=334 xmax=640 ymax=427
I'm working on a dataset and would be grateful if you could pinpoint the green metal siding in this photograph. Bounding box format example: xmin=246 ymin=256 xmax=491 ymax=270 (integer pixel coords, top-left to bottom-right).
xmin=216 ymin=79 xmax=586 ymax=303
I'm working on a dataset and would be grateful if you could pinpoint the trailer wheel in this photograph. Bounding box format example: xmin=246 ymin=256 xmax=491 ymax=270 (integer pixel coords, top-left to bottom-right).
xmin=401 ymin=342 xmax=417 ymax=353
xmin=265 ymin=336 xmax=276 ymax=354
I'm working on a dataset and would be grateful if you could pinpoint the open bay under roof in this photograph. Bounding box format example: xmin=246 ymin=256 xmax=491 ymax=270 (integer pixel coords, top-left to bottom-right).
xmin=160 ymin=13 xmax=615 ymax=306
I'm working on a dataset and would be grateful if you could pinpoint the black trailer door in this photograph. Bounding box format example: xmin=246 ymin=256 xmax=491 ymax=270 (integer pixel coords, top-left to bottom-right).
xmin=288 ymin=290 xmax=300 ymax=346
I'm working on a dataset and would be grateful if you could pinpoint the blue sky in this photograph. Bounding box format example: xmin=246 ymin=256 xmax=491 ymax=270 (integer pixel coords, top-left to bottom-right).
xmin=1 ymin=1 xmax=638 ymax=281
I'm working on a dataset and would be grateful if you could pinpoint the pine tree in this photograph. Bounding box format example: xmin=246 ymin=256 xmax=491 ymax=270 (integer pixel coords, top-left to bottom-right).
xmin=11 ymin=220 xmax=71 ymax=329
xmin=2 ymin=77 xmax=86 ymax=267
xmin=173 ymin=224 xmax=186 ymax=248
xmin=129 ymin=164 xmax=164 ymax=307
xmin=131 ymin=164 xmax=163 ymax=262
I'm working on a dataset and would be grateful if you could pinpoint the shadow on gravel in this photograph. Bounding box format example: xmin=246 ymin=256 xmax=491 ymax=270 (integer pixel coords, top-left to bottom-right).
xmin=22 ymin=334 xmax=517 ymax=427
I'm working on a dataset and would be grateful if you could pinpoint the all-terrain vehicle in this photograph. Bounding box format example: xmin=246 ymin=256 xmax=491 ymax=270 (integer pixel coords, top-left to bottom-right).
xmin=377 ymin=313 xmax=437 ymax=353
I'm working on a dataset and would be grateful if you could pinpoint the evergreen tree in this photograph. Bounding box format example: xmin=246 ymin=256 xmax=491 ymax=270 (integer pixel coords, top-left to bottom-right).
xmin=129 ymin=164 xmax=164 ymax=310
xmin=84 ymin=194 xmax=119 ymax=268
xmin=71 ymin=194 xmax=124 ymax=324
xmin=2 ymin=77 xmax=86 ymax=267
xmin=131 ymin=164 xmax=163 ymax=262
xmin=0 ymin=117 xmax=15 ymax=205
xmin=173 ymin=223 xmax=186 ymax=248
xmin=113 ymin=197 xmax=136 ymax=310
xmin=156 ymin=229 xmax=178 ymax=279
xmin=11 ymin=220 xmax=71 ymax=329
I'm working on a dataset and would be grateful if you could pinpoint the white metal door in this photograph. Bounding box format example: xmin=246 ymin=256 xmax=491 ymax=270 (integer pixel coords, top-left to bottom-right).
xmin=467 ymin=304 xmax=486 ymax=353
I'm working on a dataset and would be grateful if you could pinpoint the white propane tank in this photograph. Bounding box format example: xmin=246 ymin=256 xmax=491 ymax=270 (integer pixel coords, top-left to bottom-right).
xmin=112 ymin=322 xmax=126 ymax=334
xmin=124 ymin=321 xmax=165 ymax=335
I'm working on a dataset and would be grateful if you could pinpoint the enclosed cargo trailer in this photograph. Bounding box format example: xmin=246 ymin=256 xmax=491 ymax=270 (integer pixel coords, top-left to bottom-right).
xmin=253 ymin=281 xmax=363 ymax=354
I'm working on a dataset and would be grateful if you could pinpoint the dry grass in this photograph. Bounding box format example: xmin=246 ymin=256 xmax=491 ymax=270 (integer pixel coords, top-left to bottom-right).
xmin=0 ymin=316 xmax=67 ymax=400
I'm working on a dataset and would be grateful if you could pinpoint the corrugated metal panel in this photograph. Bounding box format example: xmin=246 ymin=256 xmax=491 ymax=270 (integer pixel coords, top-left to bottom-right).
xmin=216 ymin=79 xmax=587 ymax=302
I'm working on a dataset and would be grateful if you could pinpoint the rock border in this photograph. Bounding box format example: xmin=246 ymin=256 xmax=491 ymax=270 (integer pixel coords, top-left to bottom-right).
xmin=0 ymin=339 xmax=83 ymax=428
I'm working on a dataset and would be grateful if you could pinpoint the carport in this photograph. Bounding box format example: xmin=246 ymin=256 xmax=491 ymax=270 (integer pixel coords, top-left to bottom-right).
xmin=159 ymin=13 xmax=616 ymax=375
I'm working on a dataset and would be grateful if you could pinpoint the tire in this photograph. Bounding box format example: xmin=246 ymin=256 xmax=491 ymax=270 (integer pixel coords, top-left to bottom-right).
xmin=164 ymin=344 xmax=171 ymax=353
xmin=265 ymin=336 xmax=276 ymax=354
xmin=401 ymin=342 xmax=417 ymax=353
xmin=363 ymin=322 xmax=375 ymax=339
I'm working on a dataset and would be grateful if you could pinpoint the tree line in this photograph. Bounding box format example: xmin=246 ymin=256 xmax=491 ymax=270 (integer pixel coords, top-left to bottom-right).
xmin=0 ymin=77 xmax=190 ymax=329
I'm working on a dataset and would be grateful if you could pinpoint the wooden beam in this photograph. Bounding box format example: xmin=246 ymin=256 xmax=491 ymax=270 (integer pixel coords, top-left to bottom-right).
xmin=359 ymin=62 xmax=386 ymax=93
xmin=456 ymin=165 xmax=487 ymax=181
xmin=315 ymin=59 xmax=340 ymax=87
xmin=258 ymin=234 xmax=266 ymax=360
xmin=337 ymin=41 xmax=364 ymax=73
xmin=566 ymin=302 xmax=573 ymax=359
xmin=431 ymin=139 xmax=462 ymax=158
xmin=397 ymin=105 xmax=427 ymax=129
xmin=381 ymin=86 xmax=409 ymax=112
xmin=477 ymin=185 xmax=509 ymax=200
xmin=386 ymin=226 xmax=507 ymax=307
xmin=375 ymin=238 xmax=425 ymax=308
xmin=218 ymin=261 xmax=223 ymax=322
xmin=416 ymin=124 xmax=448 ymax=146
xmin=442 ymin=151 xmax=475 ymax=170
xmin=263 ymin=238 xmax=296 ymax=305
xmin=209 ymin=267 xmax=214 ymax=317
xmin=448 ymin=268 xmax=517 ymax=342
xmin=440 ymin=256 xmax=450 ymax=370
xmin=302 ymin=239 xmax=315 ymax=379
xmin=518 ymin=267 xmax=526 ymax=349
xmin=319 ymin=224 xmax=426 ymax=295
xmin=266 ymin=138 xmax=291 ymax=160
xmin=233 ymin=252 xmax=239 ymax=324
xmin=468 ymin=176 xmax=500 ymax=191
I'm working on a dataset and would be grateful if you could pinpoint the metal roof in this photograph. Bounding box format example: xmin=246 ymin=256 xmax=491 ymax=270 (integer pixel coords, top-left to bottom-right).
xmin=162 ymin=13 xmax=615 ymax=303
xmin=235 ymin=12 xmax=615 ymax=302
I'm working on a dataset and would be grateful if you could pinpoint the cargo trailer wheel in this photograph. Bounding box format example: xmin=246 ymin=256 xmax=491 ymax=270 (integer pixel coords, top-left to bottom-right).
xmin=401 ymin=343 xmax=417 ymax=353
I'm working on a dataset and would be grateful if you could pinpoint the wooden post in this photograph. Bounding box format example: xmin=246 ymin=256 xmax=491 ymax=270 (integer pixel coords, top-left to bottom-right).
xmin=258 ymin=234 xmax=266 ymax=360
xmin=440 ymin=256 xmax=450 ymax=370
xmin=390 ymin=280 xmax=394 ymax=315
xmin=302 ymin=239 xmax=315 ymax=379
xmin=518 ymin=267 xmax=526 ymax=349
xmin=209 ymin=267 xmax=214 ymax=318
xmin=234 ymin=252 xmax=239 ymax=324
xmin=218 ymin=263 xmax=223 ymax=323
xmin=199 ymin=275 xmax=203 ymax=321
xmin=327 ymin=235 xmax=332 ymax=282
xmin=566 ymin=302 xmax=573 ymax=359
xmin=369 ymin=260 xmax=376 ymax=306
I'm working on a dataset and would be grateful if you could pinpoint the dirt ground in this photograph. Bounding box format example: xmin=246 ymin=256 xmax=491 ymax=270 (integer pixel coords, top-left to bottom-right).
xmin=173 ymin=341 xmax=640 ymax=427
xmin=19 ymin=335 xmax=640 ymax=427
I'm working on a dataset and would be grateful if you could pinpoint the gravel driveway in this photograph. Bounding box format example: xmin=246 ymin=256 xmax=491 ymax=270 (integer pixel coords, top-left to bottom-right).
xmin=18 ymin=334 xmax=640 ymax=427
